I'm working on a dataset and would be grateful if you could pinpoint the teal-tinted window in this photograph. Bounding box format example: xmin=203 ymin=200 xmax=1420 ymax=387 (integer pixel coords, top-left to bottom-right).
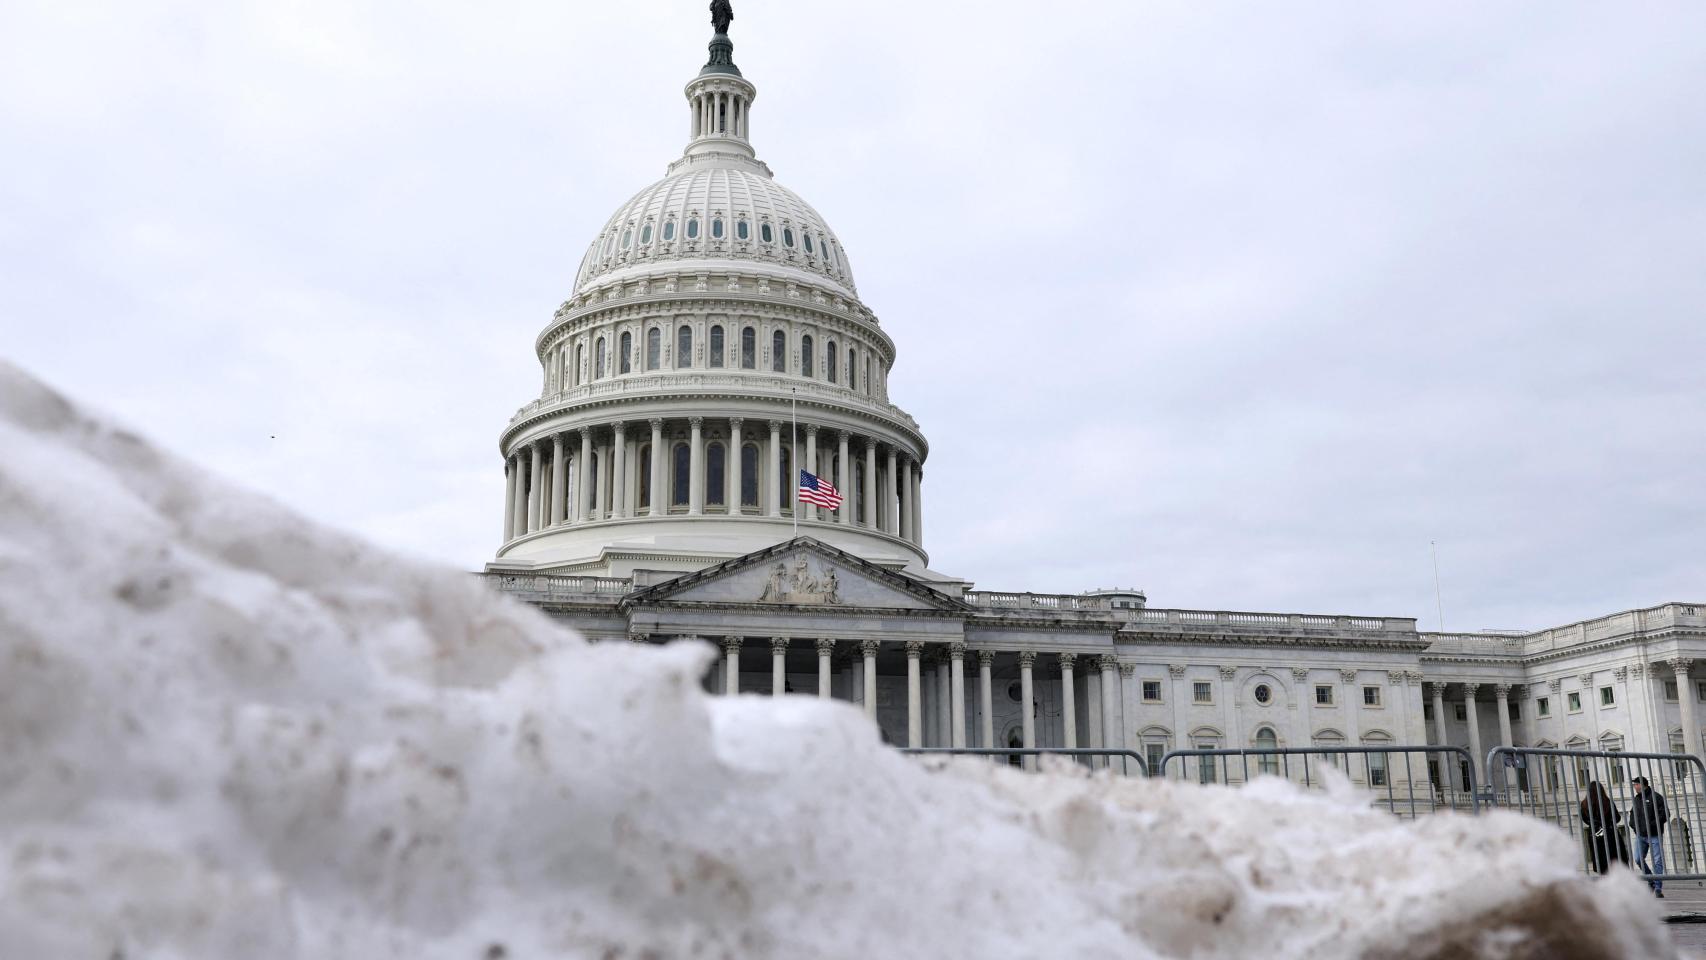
xmin=761 ymin=223 xmax=773 ymax=243
xmin=804 ymin=233 xmax=814 ymax=254
xmin=620 ymin=229 xmax=631 ymax=248
xmin=640 ymin=224 xmax=653 ymax=244
xmin=737 ymin=220 xmax=749 ymax=240
xmin=711 ymin=218 xmax=724 ymax=239
xmin=662 ymin=221 xmax=676 ymax=241
xmin=686 ymin=218 xmax=700 ymax=239
xmin=782 ymin=228 xmax=794 ymax=247
xmin=825 ymin=340 xmax=837 ymax=383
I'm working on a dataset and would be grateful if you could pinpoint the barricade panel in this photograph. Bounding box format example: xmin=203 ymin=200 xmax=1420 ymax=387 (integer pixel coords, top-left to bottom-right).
xmin=901 ymin=747 xmax=1148 ymax=777
xmin=1157 ymin=745 xmax=1479 ymax=818
xmin=1487 ymin=747 xmax=1706 ymax=885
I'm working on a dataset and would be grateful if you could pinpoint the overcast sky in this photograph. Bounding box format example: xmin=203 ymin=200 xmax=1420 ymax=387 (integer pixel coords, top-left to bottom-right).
xmin=4 ymin=0 xmax=1703 ymax=632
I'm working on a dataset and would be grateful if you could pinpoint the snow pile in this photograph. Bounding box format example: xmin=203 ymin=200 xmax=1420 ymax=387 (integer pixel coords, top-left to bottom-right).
xmin=0 ymin=359 xmax=1671 ymax=959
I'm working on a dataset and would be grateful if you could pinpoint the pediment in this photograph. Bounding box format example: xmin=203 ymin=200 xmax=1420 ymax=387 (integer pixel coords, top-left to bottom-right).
xmin=625 ymin=538 xmax=966 ymax=613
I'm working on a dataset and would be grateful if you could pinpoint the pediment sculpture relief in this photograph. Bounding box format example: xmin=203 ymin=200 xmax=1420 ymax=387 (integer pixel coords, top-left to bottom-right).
xmin=758 ymin=556 xmax=841 ymax=605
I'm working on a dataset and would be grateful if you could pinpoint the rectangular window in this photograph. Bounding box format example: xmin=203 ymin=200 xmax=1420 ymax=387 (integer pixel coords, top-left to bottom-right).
xmin=1193 ymin=681 xmax=1212 ymax=704
xmin=1536 ymin=696 xmax=1550 ymax=717
xmin=1363 ymin=686 xmax=1381 ymax=707
xmin=1696 ymin=681 xmax=1706 ymax=702
xmin=1508 ymin=700 xmax=1520 ymax=722
xmin=1567 ymin=691 xmax=1582 ymax=712
xmin=1196 ymin=741 xmax=1217 ymax=785
xmin=1142 ymin=680 xmax=1162 ymax=702
xmin=1368 ymin=752 xmax=1388 ymax=787
xmin=1145 ymin=743 xmax=1165 ymax=778
xmin=1599 ymin=686 xmax=1615 ymax=707
xmin=1315 ymin=685 xmax=1334 ymax=706
xmin=1666 ymin=680 xmax=1679 ymax=701
xmin=1454 ymin=703 xmax=1466 ymax=722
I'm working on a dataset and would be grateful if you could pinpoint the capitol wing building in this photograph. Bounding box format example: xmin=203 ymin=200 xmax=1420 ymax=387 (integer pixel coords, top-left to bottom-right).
xmin=481 ymin=17 xmax=1706 ymax=791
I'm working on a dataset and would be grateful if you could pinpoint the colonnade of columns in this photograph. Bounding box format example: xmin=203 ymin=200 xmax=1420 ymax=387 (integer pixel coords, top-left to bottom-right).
xmin=690 ymin=88 xmax=748 ymax=141
xmin=502 ymin=417 xmax=924 ymax=545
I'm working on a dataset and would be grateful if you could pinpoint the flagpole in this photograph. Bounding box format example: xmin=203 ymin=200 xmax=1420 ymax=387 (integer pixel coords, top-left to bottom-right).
xmin=791 ymin=387 xmax=799 ymax=538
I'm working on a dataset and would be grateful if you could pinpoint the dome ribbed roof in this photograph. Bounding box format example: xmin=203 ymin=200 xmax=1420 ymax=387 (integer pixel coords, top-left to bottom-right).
xmin=573 ymin=164 xmax=857 ymax=299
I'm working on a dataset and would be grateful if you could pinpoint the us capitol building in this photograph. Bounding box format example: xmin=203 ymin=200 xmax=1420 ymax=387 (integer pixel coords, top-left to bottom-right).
xmin=481 ymin=9 xmax=1705 ymax=789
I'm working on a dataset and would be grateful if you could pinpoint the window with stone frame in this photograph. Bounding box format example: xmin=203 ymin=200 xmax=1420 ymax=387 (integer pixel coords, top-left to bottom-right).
xmin=1145 ymin=743 xmax=1166 ymax=778
xmin=637 ymin=445 xmax=651 ymax=510
xmin=1453 ymin=703 xmax=1466 ymax=722
xmin=708 ymin=325 xmax=724 ymax=368
xmin=1599 ymin=686 xmax=1615 ymax=707
xmin=646 ymin=327 xmax=661 ymax=370
xmin=1315 ymin=685 xmax=1334 ymax=706
xmin=1142 ymin=680 xmax=1162 ymax=702
xmin=595 ymin=337 xmax=607 ymax=379
xmin=706 ymin=442 xmax=726 ymax=506
xmin=1192 ymin=681 xmax=1212 ymax=704
xmin=771 ymin=330 xmax=785 ymax=372
xmin=677 ymin=325 xmax=693 ymax=369
xmin=1696 ymin=680 xmax=1706 ymax=702
xmin=671 ymin=442 xmax=690 ymax=506
xmin=1665 ymin=680 xmax=1679 ymax=701
xmin=740 ymin=443 xmax=760 ymax=507
xmin=1536 ymin=696 xmax=1550 ymax=716
xmin=740 ymin=326 xmax=756 ymax=369
xmin=619 ymin=331 xmax=632 ymax=373
xmin=801 ymin=335 xmax=814 ymax=377
xmin=1362 ymin=685 xmax=1381 ymax=707
xmin=1567 ymin=691 xmax=1582 ymax=713
xmin=826 ymin=340 xmax=837 ymax=382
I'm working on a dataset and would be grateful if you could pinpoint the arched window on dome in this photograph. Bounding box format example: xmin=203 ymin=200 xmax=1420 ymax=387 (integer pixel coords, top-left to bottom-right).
xmin=602 ymin=235 xmax=613 ymax=256
xmin=620 ymin=229 xmax=631 ymax=249
xmin=706 ymin=442 xmax=726 ymax=507
xmin=864 ymin=356 xmax=871 ymax=394
xmin=711 ymin=217 xmax=724 ymax=239
xmin=646 ymin=327 xmax=661 ymax=370
xmin=671 ymin=443 xmax=690 ymax=507
xmin=740 ymin=326 xmax=755 ymax=369
xmin=825 ymin=340 xmax=837 ymax=383
xmin=847 ymin=346 xmax=856 ymax=390
xmin=778 ymin=446 xmax=792 ymax=516
xmin=741 ymin=443 xmax=759 ymax=508
xmin=595 ymin=337 xmax=607 ymax=379
xmin=708 ymin=325 xmax=724 ymax=368
xmin=782 ymin=227 xmax=795 ymax=248
xmin=686 ymin=218 xmax=700 ymax=240
xmin=826 ymin=241 xmax=836 ymax=268
xmin=662 ymin=220 xmax=676 ymax=242
xmin=804 ymin=233 xmax=814 ymax=254
xmin=574 ymin=344 xmax=584 ymax=387
xmin=800 ymin=335 xmax=814 ymax=377
xmin=638 ymin=445 xmax=651 ymax=511
xmin=677 ymin=325 xmax=693 ymax=369
xmin=619 ymin=332 xmax=632 ymax=374
xmin=640 ymin=223 xmax=653 ymax=245
xmin=771 ymin=330 xmax=786 ymax=372
xmin=761 ymin=223 xmax=774 ymax=244
xmin=737 ymin=219 xmax=750 ymax=241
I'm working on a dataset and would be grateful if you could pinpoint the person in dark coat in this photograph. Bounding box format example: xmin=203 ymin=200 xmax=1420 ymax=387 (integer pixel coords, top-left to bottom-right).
xmin=1581 ymin=780 xmax=1631 ymax=874
xmin=1630 ymin=775 xmax=1669 ymax=897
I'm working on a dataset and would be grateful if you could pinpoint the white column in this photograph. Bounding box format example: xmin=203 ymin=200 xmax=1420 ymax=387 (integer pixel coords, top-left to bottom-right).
xmin=906 ymin=641 xmax=924 ymax=748
xmin=1085 ymin=669 xmax=1103 ymax=749
xmin=771 ymin=637 xmax=787 ymax=696
xmin=1019 ymin=651 xmax=1037 ymax=769
xmin=898 ymin=456 xmax=914 ymax=541
xmin=913 ymin=461 xmax=924 ymax=544
xmin=611 ymin=421 xmax=627 ymax=519
xmin=977 ymin=650 xmax=995 ymax=749
xmin=576 ymin=429 xmax=593 ymax=522
xmin=1430 ymin=682 xmax=1449 ymax=749
xmin=1494 ymin=683 xmax=1515 ymax=791
xmin=728 ymin=418 xmax=743 ymax=515
xmin=935 ymin=654 xmax=951 ymax=747
xmin=1059 ymin=653 xmax=1078 ymax=749
xmin=688 ymin=417 xmax=704 ymax=516
xmin=1118 ymin=663 xmax=1136 ymax=773
xmin=863 ymin=439 xmax=878 ymax=528
xmin=502 ymin=457 xmax=517 ymax=540
xmin=722 ymin=636 xmax=741 ymax=695
xmin=1099 ymin=655 xmax=1119 ymax=767
xmin=648 ymin=418 xmax=665 ymax=517
xmin=803 ymin=425 xmax=818 ymax=521
xmin=1464 ymin=683 xmax=1485 ymax=788
xmin=816 ymin=639 xmax=833 ymax=698
xmin=885 ymin=448 xmax=899 ymax=534
xmin=860 ymin=640 xmax=880 ymax=721
xmin=522 ymin=442 xmax=539 ymax=532
xmin=836 ymin=430 xmax=851 ymax=525
xmin=550 ymin=435 xmax=566 ymax=525
xmin=767 ymin=420 xmax=783 ymax=517
xmin=1677 ymin=659 xmax=1702 ymax=760
xmin=949 ymin=642 xmax=967 ymax=748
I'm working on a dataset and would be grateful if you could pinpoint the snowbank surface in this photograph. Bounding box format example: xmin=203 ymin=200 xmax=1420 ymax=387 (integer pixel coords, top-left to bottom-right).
xmin=0 ymin=360 xmax=1672 ymax=959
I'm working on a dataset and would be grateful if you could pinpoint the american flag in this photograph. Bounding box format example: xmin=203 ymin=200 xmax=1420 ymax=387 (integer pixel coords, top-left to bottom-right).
xmin=798 ymin=470 xmax=842 ymax=509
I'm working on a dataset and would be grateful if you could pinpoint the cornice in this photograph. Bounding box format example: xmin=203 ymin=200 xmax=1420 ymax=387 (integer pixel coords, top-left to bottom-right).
xmin=541 ymin=291 xmax=895 ymax=362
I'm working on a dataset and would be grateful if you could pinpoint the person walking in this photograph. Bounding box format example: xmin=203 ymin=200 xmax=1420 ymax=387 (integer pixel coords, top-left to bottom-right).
xmin=1581 ymin=780 xmax=1630 ymax=875
xmin=1630 ymin=776 xmax=1668 ymax=897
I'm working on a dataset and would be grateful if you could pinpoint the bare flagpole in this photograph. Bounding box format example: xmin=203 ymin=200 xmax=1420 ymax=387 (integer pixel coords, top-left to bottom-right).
xmin=791 ymin=387 xmax=799 ymax=538
xmin=1430 ymin=540 xmax=1446 ymax=632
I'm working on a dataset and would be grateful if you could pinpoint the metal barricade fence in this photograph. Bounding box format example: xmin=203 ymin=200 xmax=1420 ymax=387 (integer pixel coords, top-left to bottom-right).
xmin=1485 ymin=747 xmax=1706 ymax=884
xmin=901 ymin=747 xmax=1148 ymax=777
xmin=1158 ymin=745 xmax=1480 ymax=818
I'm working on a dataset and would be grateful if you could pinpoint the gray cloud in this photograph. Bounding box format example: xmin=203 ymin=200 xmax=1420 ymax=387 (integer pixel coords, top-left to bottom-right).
xmin=4 ymin=0 xmax=1702 ymax=629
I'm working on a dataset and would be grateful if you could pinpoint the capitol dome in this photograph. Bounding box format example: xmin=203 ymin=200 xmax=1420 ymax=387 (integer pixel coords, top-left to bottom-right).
xmin=574 ymin=166 xmax=858 ymax=300
xmin=491 ymin=23 xmax=932 ymax=581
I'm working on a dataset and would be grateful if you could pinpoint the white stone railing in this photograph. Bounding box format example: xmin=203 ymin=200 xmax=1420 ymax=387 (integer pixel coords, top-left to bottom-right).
xmin=963 ymin=593 xmax=1414 ymax=634
xmin=1421 ymin=633 xmax=1526 ymax=656
xmin=480 ymin=573 xmax=633 ymax=600
xmin=1421 ymin=603 xmax=1705 ymax=657
xmin=510 ymin=372 xmax=920 ymax=435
